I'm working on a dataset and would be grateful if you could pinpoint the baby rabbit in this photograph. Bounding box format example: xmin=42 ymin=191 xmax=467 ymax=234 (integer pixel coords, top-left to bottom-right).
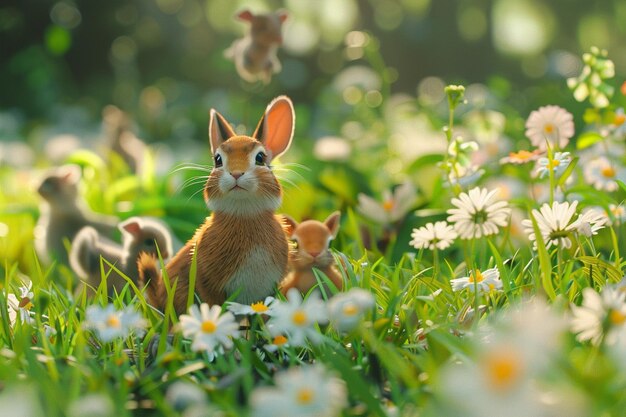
xmin=224 ymin=9 xmax=288 ymax=84
xmin=70 ymin=217 xmax=173 ymax=297
xmin=34 ymin=165 xmax=118 ymax=265
xmin=280 ymin=212 xmax=343 ymax=295
xmin=102 ymin=105 xmax=146 ymax=174
xmin=139 ymin=96 xmax=295 ymax=314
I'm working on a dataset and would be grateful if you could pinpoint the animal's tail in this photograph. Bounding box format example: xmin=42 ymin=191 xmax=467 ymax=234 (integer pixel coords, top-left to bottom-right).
xmin=138 ymin=252 xmax=165 ymax=311
xmin=69 ymin=227 xmax=100 ymax=278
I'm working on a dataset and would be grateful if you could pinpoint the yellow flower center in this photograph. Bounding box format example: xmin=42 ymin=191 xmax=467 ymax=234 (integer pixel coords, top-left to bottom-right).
xmin=468 ymin=269 xmax=484 ymax=283
xmin=106 ymin=315 xmax=121 ymax=328
xmin=201 ymin=320 xmax=217 ymax=334
xmin=296 ymin=388 xmax=315 ymax=405
xmin=609 ymin=309 xmax=626 ymax=325
xmin=488 ymin=283 xmax=495 ymax=291
xmin=250 ymin=302 xmax=269 ymax=313
xmin=383 ymin=199 xmax=394 ymax=212
xmin=601 ymin=166 xmax=616 ymax=178
xmin=273 ymin=335 xmax=288 ymax=346
xmin=544 ymin=123 xmax=555 ymax=134
xmin=484 ymin=351 xmax=522 ymax=391
xmin=292 ymin=310 xmax=307 ymax=326
xmin=343 ymin=304 xmax=359 ymax=316
xmin=615 ymin=114 xmax=625 ymax=126
xmin=548 ymin=159 xmax=561 ymax=169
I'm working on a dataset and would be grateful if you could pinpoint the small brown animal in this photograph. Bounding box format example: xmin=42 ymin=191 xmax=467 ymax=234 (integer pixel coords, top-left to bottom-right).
xmin=34 ymin=165 xmax=118 ymax=265
xmin=280 ymin=211 xmax=343 ymax=295
xmin=139 ymin=96 xmax=295 ymax=314
xmin=224 ymin=9 xmax=288 ymax=84
xmin=102 ymin=105 xmax=146 ymax=174
xmin=70 ymin=217 xmax=173 ymax=297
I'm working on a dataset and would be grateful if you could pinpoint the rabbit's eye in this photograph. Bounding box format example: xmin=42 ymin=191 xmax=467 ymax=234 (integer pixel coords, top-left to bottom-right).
xmin=289 ymin=239 xmax=299 ymax=249
xmin=144 ymin=239 xmax=155 ymax=247
xmin=214 ymin=154 xmax=223 ymax=168
xmin=255 ymin=151 xmax=267 ymax=166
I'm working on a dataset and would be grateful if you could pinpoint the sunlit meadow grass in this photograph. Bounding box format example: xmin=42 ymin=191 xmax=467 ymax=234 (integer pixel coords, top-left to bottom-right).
xmin=1 ymin=47 xmax=626 ymax=416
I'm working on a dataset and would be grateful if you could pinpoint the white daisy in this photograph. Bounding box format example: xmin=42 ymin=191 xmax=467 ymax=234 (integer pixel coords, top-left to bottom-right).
xmin=440 ymin=341 xmax=547 ymax=417
xmin=570 ymin=286 xmax=626 ymax=345
xmin=179 ymin=303 xmax=239 ymax=354
xmin=250 ymin=365 xmax=347 ymax=417
xmin=525 ymin=105 xmax=575 ymax=151
xmin=84 ymin=304 xmax=147 ymax=342
xmin=165 ymin=381 xmax=208 ymax=412
xmin=409 ymin=221 xmax=458 ymax=250
xmin=583 ymin=156 xmax=624 ymax=192
xmin=328 ymin=288 xmax=375 ymax=333
xmin=226 ymin=297 xmax=275 ymax=316
xmin=450 ymin=267 xmax=503 ymax=292
xmin=264 ymin=335 xmax=291 ymax=353
xmin=67 ymin=393 xmax=115 ymax=417
xmin=6 ymin=283 xmax=35 ymax=327
xmin=612 ymin=108 xmax=626 ymax=138
xmin=486 ymin=297 xmax=567 ymax=371
xmin=440 ymin=298 xmax=569 ymax=417
xmin=522 ymin=200 xmax=581 ymax=250
xmin=267 ymin=288 xmax=328 ymax=347
xmin=446 ymin=187 xmax=511 ymax=239
xmin=534 ymin=151 xmax=572 ymax=179
xmin=607 ymin=204 xmax=626 ymax=226
xmin=576 ymin=207 xmax=608 ymax=237
xmin=357 ymin=181 xmax=417 ymax=224
xmin=447 ymin=163 xmax=484 ymax=188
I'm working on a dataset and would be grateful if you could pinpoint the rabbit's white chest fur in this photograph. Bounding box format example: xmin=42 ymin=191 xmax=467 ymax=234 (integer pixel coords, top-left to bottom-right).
xmin=224 ymin=246 xmax=283 ymax=303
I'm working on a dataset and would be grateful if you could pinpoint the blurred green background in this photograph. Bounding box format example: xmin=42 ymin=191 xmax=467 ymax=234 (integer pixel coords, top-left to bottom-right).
xmin=1 ymin=0 xmax=625 ymax=144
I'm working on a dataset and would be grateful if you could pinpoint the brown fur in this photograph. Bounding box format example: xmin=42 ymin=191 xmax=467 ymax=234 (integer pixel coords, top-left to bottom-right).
xmin=280 ymin=211 xmax=343 ymax=295
xmin=102 ymin=105 xmax=146 ymax=174
xmin=139 ymin=96 xmax=295 ymax=315
xmin=224 ymin=9 xmax=288 ymax=84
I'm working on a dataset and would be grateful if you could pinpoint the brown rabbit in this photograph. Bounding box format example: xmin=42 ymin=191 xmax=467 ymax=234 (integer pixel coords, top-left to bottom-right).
xmin=139 ymin=96 xmax=295 ymax=314
xmin=224 ymin=9 xmax=288 ymax=84
xmin=70 ymin=217 xmax=173 ymax=297
xmin=34 ymin=165 xmax=118 ymax=266
xmin=102 ymin=105 xmax=146 ymax=174
xmin=280 ymin=211 xmax=343 ymax=295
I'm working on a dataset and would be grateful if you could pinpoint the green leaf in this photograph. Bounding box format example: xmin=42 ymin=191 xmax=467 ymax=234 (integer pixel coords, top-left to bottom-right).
xmin=527 ymin=208 xmax=556 ymax=300
xmin=576 ymin=132 xmax=604 ymax=150
xmin=577 ymin=256 xmax=623 ymax=285
xmin=557 ymin=156 xmax=578 ymax=187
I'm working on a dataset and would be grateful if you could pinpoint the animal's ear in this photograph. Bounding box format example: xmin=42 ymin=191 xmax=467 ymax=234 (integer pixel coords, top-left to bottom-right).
xmin=209 ymin=109 xmax=237 ymax=155
xmin=324 ymin=211 xmax=341 ymax=239
xmin=282 ymin=214 xmax=298 ymax=237
xmin=119 ymin=217 xmax=143 ymax=236
xmin=252 ymin=96 xmax=295 ymax=161
xmin=276 ymin=9 xmax=288 ymax=23
xmin=61 ymin=165 xmax=81 ymax=185
xmin=236 ymin=9 xmax=254 ymax=22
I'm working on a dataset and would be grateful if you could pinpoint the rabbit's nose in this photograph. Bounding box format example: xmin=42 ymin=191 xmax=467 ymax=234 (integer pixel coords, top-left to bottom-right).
xmin=231 ymin=172 xmax=244 ymax=180
xmin=308 ymin=250 xmax=321 ymax=258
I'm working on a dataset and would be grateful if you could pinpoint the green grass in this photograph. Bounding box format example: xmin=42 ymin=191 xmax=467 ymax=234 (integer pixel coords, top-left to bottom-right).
xmin=2 ymin=49 xmax=626 ymax=415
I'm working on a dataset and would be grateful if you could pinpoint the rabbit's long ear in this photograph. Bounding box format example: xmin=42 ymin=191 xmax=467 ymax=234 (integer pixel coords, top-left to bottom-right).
xmin=119 ymin=217 xmax=143 ymax=236
xmin=209 ymin=109 xmax=237 ymax=154
xmin=324 ymin=211 xmax=341 ymax=239
xmin=252 ymin=96 xmax=294 ymax=161
xmin=60 ymin=164 xmax=81 ymax=185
